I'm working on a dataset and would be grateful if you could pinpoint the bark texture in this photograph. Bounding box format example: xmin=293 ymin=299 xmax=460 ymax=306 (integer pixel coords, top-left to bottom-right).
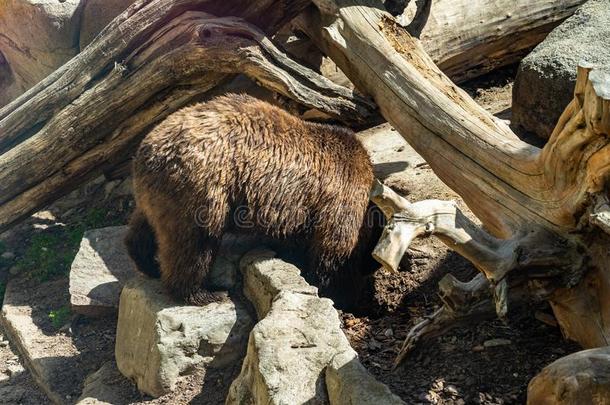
xmin=401 ymin=0 xmax=587 ymax=82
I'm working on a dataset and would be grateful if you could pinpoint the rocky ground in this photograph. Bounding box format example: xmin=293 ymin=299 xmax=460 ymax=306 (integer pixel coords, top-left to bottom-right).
xmin=0 ymin=328 xmax=47 ymax=404
xmin=0 ymin=65 xmax=581 ymax=404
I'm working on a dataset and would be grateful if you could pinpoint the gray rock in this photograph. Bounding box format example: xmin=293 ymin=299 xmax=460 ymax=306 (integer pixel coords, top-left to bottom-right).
xmin=512 ymin=0 xmax=610 ymax=139
xmin=69 ymin=226 xmax=137 ymax=316
xmin=115 ymin=276 xmax=254 ymax=397
xmin=69 ymin=225 xmax=255 ymax=316
xmin=527 ymin=346 xmax=610 ymax=404
xmin=0 ymin=0 xmax=138 ymax=107
xmin=1 ymin=251 xmax=15 ymax=260
xmin=227 ymin=250 xmax=404 ymax=405
xmin=356 ymin=123 xmax=426 ymax=181
xmin=483 ymin=338 xmax=512 ymax=348
xmin=0 ymin=279 xmax=74 ymax=404
xmin=77 ymin=362 xmax=129 ymax=405
xmin=326 ymin=350 xmax=404 ymax=405
xmin=240 ymin=249 xmax=317 ymax=319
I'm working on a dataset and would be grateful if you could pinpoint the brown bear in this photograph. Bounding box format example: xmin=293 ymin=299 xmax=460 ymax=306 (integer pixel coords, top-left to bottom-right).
xmin=125 ymin=93 xmax=383 ymax=310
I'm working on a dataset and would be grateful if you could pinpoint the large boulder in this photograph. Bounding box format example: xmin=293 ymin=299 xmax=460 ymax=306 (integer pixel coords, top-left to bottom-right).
xmin=527 ymin=346 xmax=610 ymax=404
xmin=0 ymin=0 xmax=82 ymax=106
xmin=226 ymin=250 xmax=404 ymax=405
xmin=115 ymin=276 xmax=254 ymax=397
xmin=0 ymin=0 xmax=135 ymax=107
xmin=512 ymin=0 xmax=610 ymax=139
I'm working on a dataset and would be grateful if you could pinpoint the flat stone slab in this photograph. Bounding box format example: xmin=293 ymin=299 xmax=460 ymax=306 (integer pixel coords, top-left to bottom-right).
xmin=512 ymin=0 xmax=610 ymax=139
xmin=69 ymin=226 xmax=136 ymax=316
xmin=115 ymin=276 xmax=254 ymax=397
xmin=227 ymin=250 xmax=404 ymax=405
xmin=1 ymin=278 xmax=81 ymax=404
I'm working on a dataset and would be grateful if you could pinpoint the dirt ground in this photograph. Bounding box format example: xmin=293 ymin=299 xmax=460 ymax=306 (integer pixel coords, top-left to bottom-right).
xmin=0 ymin=326 xmax=48 ymax=404
xmin=0 ymin=65 xmax=580 ymax=404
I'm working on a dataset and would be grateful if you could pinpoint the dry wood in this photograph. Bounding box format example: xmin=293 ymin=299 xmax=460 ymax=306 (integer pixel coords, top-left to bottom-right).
xmin=290 ymin=0 xmax=586 ymax=84
xmin=393 ymin=272 xmax=534 ymax=368
xmin=300 ymin=0 xmax=610 ymax=359
xmin=399 ymin=0 xmax=586 ymax=82
xmin=0 ymin=0 xmax=375 ymax=233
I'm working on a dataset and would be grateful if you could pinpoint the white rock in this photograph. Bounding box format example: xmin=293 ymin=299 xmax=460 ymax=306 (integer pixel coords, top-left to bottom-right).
xmin=6 ymin=363 xmax=25 ymax=377
xmin=115 ymin=276 xmax=254 ymax=397
xmin=227 ymin=250 xmax=404 ymax=405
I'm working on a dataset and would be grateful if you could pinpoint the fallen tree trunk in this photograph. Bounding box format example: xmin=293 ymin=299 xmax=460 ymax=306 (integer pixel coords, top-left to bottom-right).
xmin=299 ymin=0 xmax=610 ymax=355
xmin=399 ymin=0 xmax=587 ymax=82
xmin=0 ymin=0 xmax=375 ymax=232
xmin=291 ymin=0 xmax=586 ymax=84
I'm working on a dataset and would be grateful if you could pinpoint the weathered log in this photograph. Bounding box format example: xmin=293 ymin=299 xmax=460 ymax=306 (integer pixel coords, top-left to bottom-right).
xmin=399 ymin=0 xmax=586 ymax=83
xmin=0 ymin=0 xmax=375 ymax=232
xmin=300 ymin=0 xmax=610 ymax=358
xmin=290 ymin=0 xmax=586 ymax=85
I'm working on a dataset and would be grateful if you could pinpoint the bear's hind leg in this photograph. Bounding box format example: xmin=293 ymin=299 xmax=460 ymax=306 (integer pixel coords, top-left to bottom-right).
xmin=125 ymin=208 xmax=160 ymax=278
xmin=309 ymin=212 xmax=372 ymax=311
xmin=155 ymin=218 xmax=226 ymax=306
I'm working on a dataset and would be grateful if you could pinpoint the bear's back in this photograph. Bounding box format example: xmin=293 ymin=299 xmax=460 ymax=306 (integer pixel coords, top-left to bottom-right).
xmin=133 ymin=93 xmax=374 ymax=238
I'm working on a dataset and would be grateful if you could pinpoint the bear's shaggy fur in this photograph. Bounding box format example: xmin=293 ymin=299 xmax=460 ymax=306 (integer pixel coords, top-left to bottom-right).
xmin=125 ymin=93 xmax=382 ymax=310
